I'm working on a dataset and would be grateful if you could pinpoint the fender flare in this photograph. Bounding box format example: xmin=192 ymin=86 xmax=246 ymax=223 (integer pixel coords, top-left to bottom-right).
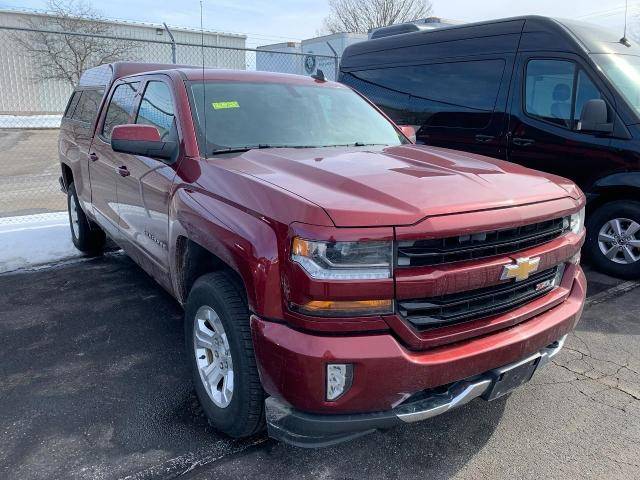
xmin=168 ymin=188 xmax=284 ymax=318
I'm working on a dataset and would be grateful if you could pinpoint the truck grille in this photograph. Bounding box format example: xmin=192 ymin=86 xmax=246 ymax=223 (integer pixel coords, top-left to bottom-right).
xmin=397 ymin=266 xmax=562 ymax=330
xmin=397 ymin=217 xmax=566 ymax=267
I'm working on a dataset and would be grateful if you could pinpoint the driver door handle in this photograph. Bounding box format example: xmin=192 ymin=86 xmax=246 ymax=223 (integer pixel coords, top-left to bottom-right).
xmin=512 ymin=137 xmax=535 ymax=147
xmin=88 ymin=152 xmax=99 ymax=162
xmin=117 ymin=166 xmax=130 ymax=177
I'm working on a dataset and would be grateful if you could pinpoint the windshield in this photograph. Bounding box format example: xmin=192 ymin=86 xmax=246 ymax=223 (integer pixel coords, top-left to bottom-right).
xmin=188 ymin=81 xmax=407 ymax=154
xmin=592 ymin=54 xmax=640 ymax=117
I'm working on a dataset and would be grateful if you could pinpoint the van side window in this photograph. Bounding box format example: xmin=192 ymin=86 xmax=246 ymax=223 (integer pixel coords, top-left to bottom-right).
xmin=525 ymin=60 xmax=576 ymax=128
xmin=102 ymin=82 xmax=140 ymax=139
xmin=72 ymin=89 xmax=104 ymax=125
xmin=64 ymin=91 xmax=81 ymax=118
xmin=525 ymin=60 xmax=609 ymax=130
xmin=135 ymin=81 xmax=176 ymax=139
xmin=574 ymin=69 xmax=604 ymax=124
xmin=340 ymin=72 xmax=412 ymax=125
xmin=345 ymin=59 xmax=505 ymax=128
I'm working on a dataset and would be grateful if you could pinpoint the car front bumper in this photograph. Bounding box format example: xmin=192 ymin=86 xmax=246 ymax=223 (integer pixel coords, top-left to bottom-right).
xmin=264 ymin=335 xmax=567 ymax=447
xmin=251 ymin=265 xmax=586 ymax=447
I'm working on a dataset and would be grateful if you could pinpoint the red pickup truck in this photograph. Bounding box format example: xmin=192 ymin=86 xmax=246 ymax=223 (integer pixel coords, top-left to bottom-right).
xmin=59 ymin=62 xmax=586 ymax=447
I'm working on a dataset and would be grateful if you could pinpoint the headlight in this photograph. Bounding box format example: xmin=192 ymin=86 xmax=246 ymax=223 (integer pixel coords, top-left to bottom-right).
xmin=291 ymin=237 xmax=392 ymax=280
xmin=569 ymin=207 xmax=585 ymax=234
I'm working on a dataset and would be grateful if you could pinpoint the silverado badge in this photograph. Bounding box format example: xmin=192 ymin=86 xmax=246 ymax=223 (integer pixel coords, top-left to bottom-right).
xmin=500 ymin=257 xmax=540 ymax=282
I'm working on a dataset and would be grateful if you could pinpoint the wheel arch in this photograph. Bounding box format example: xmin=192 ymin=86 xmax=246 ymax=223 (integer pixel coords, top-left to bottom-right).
xmin=588 ymin=172 xmax=640 ymax=214
xmin=60 ymin=162 xmax=74 ymax=192
xmin=169 ymin=188 xmax=284 ymax=318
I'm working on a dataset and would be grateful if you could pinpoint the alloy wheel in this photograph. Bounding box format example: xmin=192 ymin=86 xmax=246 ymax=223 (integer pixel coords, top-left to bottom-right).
xmin=598 ymin=217 xmax=640 ymax=265
xmin=193 ymin=305 xmax=234 ymax=408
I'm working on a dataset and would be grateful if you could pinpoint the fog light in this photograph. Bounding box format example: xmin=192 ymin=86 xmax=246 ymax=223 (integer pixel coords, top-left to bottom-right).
xmin=326 ymin=364 xmax=353 ymax=401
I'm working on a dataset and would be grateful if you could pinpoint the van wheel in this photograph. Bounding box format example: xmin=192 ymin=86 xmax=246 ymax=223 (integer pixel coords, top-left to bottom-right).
xmin=585 ymin=201 xmax=640 ymax=279
xmin=185 ymin=271 xmax=265 ymax=438
xmin=67 ymin=182 xmax=105 ymax=255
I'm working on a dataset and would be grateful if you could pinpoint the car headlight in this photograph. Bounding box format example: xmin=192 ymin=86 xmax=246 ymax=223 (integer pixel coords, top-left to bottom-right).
xmin=569 ymin=207 xmax=585 ymax=234
xmin=291 ymin=237 xmax=392 ymax=280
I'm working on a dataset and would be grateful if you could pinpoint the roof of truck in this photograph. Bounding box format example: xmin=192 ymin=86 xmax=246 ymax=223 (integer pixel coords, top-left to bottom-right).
xmin=80 ymin=62 xmax=342 ymax=88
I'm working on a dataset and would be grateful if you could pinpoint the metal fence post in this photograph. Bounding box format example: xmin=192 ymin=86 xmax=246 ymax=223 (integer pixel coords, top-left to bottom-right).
xmin=325 ymin=41 xmax=339 ymax=81
xmin=163 ymin=22 xmax=176 ymax=64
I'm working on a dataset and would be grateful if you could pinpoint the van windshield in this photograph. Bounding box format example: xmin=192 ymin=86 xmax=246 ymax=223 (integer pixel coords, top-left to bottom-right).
xmin=188 ymin=81 xmax=407 ymax=154
xmin=592 ymin=54 xmax=640 ymax=117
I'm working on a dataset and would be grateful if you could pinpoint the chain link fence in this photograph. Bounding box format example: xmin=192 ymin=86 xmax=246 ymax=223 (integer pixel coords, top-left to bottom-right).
xmin=0 ymin=25 xmax=338 ymax=222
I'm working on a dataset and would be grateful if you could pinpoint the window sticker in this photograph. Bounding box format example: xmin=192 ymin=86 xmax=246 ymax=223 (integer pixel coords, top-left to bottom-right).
xmin=212 ymin=101 xmax=239 ymax=110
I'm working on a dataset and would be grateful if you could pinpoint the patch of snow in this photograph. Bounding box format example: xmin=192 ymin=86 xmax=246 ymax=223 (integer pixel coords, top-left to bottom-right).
xmin=0 ymin=115 xmax=62 ymax=129
xmin=0 ymin=212 xmax=83 ymax=273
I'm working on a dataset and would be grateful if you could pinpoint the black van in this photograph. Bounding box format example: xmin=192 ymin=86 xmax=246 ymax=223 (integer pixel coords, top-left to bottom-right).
xmin=340 ymin=16 xmax=640 ymax=279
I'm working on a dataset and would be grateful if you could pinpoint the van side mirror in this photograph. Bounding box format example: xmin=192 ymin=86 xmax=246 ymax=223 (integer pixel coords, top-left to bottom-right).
xmin=577 ymin=99 xmax=613 ymax=134
xmin=399 ymin=125 xmax=417 ymax=143
xmin=111 ymin=124 xmax=178 ymax=163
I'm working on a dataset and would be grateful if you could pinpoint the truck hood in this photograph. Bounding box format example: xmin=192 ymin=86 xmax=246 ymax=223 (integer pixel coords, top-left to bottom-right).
xmin=215 ymin=145 xmax=579 ymax=227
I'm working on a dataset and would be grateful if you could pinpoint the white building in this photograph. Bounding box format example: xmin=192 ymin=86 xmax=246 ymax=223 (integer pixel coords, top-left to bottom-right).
xmin=257 ymin=33 xmax=367 ymax=81
xmin=0 ymin=8 xmax=246 ymax=114
xmin=256 ymin=41 xmax=303 ymax=75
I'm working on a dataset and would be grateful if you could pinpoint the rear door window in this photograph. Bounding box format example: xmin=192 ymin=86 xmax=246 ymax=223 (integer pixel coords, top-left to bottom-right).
xmin=64 ymin=91 xmax=81 ymax=118
xmin=102 ymin=82 xmax=140 ymax=139
xmin=135 ymin=81 xmax=176 ymax=139
xmin=72 ymin=89 xmax=104 ymax=125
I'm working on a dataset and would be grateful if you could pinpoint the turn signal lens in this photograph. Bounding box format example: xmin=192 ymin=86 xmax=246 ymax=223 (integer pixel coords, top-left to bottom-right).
xmin=292 ymin=299 xmax=393 ymax=317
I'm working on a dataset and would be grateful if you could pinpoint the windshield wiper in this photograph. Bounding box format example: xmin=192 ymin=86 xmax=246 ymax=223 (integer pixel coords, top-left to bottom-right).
xmin=316 ymin=142 xmax=388 ymax=148
xmin=210 ymin=144 xmax=321 ymax=155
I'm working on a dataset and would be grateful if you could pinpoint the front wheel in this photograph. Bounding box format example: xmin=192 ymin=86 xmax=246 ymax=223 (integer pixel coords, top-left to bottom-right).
xmin=585 ymin=200 xmax=640 ymax=279
xmin=185 ymin=272 xmax=265 ymax=438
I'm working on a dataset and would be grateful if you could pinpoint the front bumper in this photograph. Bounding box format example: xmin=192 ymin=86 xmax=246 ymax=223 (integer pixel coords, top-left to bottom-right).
xmin=265 ymin=336 xmax=566 ymax=448
xmin=251 ymin=265 xmax=586 ymax=446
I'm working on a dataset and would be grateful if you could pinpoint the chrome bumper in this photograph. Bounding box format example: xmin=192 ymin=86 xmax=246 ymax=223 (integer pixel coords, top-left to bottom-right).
xmin=396 ymin=334 xmax=566 ymax=423
xmin=265 ymin=335 xmax=567 ymax=447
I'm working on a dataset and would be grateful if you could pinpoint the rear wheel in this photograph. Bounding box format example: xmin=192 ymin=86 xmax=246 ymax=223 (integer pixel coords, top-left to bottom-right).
xmin=585 ymin=201 xmax=640 ymax=279
xmin=67 ymin=182 xmax=105 ymax=255
xmin=185 ymin=271 xmax=265 ymax=438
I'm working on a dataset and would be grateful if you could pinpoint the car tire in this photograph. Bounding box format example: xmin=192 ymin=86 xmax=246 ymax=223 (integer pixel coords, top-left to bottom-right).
xmin=585 ymin=200 xmax=640 ymax=279
xmin=67 ymin=182 xmax=105 ymax=255
xmin=185 ymin=271 xmax=265 ymax=438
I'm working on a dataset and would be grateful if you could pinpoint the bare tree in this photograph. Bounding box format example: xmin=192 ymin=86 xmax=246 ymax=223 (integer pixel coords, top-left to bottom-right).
xmin=12 ymin=0 xmax=136 ymax=86
xmin=323 ymin=0 xmax=433 ymax=34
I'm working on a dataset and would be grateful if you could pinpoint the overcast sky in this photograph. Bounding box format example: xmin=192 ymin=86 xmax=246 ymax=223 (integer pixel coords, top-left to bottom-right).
xmin=0 ymin=0 xmax=636 ymax=46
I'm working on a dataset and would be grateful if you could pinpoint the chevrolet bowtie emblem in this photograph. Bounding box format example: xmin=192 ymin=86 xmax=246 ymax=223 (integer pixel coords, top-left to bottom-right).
xmin=501 ymin=257 xmax=540 ymax=282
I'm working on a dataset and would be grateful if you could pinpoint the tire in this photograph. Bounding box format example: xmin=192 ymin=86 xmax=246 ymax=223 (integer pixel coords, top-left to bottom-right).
xmin=185 ymin=271 xmax=265 ymax=438
xmin=585 ymin=200 xmax=640 ymax=279
xmin=67 ymin=182 xmax=105 ymax=255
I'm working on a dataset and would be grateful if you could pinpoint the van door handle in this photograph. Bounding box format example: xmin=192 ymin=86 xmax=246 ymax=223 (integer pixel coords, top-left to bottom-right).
xmin=475 ymin=134 xmax=495 ymax=143
xmin=512 ymin=137 xmax=535 ymax=147
xmin=117 ymin=166 xmax=130 ymax=177
xmin=88 ymin=152 xmax=99 ymax=162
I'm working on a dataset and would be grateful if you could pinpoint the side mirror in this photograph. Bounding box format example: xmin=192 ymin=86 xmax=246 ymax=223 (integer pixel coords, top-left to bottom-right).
xmin=399 ymin=125 xmax=417 ymax=143
xmin=111 ymin=124 xmax=178 ymax=162
xmin=577 ymin=99 xmax=613 ymax=133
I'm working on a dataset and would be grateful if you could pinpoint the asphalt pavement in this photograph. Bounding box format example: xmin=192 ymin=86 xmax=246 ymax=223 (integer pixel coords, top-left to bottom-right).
xmin=0 ymin=253 xmax=638 ymax=479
